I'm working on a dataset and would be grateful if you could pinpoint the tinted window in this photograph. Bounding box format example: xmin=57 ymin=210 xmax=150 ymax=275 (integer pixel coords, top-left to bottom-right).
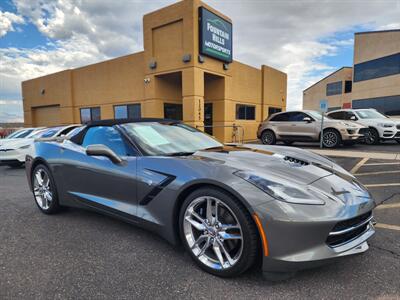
xmin=236 ymin=105 xmax=256 ymax=120
xmin=326 ymin=81 xmax=342 ymax=96
xmin=352 ymin=95 xmax=400 ymax=116
xmin=328 ymin=111 xmax=344 ymax=119
xmin=344 ymin=81 xmax=352 ymax=93
xmin=164 ymin=103 xmax=183 ymax=120
xmin=80 ymin=107 xmax=101 ymax=123
xmin=287 ymin=112 xmax=308 ymax=122
xmin=354 ymin=53 xmax=400 ymax=82
xmin=82 ymin=126 xmax=130 ymax=156
xmin=39 ymin=128 xmax=61 ymax=138
xmin=12 ymin=129 xmax=34 ymax=138
xmin=114 ymin=105 xmax=128 ymax=119
xmin=270 ymin=113 xmax=289 ymax=122
xmin=128 ymin=104 xmax=141 ymax=119
xmin=344 ymin=112 xmax=357 ymax=120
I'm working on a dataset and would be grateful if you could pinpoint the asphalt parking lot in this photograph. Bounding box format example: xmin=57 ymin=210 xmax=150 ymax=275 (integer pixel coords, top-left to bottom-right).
xmin=1 ymin=149 xmax=399 ymax=299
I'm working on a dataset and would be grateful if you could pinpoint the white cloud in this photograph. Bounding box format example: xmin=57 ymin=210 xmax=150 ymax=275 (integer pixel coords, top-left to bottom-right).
xmin=0 ymin=11 xmax=24 ymax=37
xmin=1 ymin=0 xmax=400 ymax=123
xmin=0 ymin=99 xmax=23 ymax=123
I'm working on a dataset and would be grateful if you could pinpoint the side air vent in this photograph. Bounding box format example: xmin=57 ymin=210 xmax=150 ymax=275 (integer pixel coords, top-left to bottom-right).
xmin=283 ymin=156 xmax=309 ymax=166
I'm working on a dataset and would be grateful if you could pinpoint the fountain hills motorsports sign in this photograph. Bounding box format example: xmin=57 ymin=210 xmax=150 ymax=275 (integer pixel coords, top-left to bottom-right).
xmin=199 ymin=7 xmax=232 ymax=63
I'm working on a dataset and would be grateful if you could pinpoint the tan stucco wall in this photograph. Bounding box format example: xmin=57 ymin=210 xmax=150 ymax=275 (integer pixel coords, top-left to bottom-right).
xmin=22 ymin=0 xmax=287 ymax=143
xmin=303 ymin=67 xmax=353 ymax=110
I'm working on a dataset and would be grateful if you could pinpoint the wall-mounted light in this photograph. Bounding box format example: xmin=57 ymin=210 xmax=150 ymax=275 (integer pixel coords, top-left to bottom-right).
xmin=149 ymin=60 xmax=157 ymax=69
xmin=182 ymin=54 xmax=191 ymax=63
xmin=40 ymin=89 xmax=45 ymax=95
xmin=198 ymin=55 xmax=204 ymax=63
xmin=223 ymin=63 xmax=229 ymax=70
xmin=144 ymin=77 xmax=151 ymax=84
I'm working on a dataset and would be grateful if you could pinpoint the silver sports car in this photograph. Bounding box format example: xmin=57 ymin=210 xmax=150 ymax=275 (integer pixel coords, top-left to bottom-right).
xmin=25 ymin=119 xmax=376 ymax=279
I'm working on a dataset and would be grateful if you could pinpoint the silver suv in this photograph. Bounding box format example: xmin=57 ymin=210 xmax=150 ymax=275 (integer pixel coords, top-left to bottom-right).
xmin=257 ymin=110 xmax=368 ymax=148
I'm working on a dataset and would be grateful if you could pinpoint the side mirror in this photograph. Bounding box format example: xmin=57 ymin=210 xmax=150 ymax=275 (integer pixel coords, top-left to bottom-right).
xmin=86 ymin=144 xmax=123 ymax=164
xmin=350 ymin=115 xmax=357 ymax=121
xmin=303 ymin=117 xmax=312 ymax=123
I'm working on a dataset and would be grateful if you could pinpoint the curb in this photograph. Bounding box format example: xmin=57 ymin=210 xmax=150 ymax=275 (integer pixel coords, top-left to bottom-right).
xmin=310 ymin=149 xmax=400 ymax=160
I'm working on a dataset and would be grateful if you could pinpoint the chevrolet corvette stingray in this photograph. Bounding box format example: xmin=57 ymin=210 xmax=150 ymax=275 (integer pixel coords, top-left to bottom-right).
xmin=25 ymin=118 xmax=376 ymax=279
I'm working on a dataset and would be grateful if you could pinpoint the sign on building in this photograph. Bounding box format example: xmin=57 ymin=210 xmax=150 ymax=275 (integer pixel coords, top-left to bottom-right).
xmin=199 ymin=7 xmax=233 ymax=63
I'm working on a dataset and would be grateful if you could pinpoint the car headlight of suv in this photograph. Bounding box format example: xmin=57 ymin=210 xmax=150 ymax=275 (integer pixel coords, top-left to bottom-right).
xmin=377 ymin=123 xmax=394 ymax=128
xmin=234 ymin=171 xmax=325 ymax=205
xmin=339 ymin=122 xmax=356 ymax=127
xmin=18 ymin=144 xmax=31 ymax=149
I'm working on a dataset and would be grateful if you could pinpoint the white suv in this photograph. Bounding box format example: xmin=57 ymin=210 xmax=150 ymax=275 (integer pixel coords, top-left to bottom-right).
xmin=327 ymin=109 xmax=400 ymax=144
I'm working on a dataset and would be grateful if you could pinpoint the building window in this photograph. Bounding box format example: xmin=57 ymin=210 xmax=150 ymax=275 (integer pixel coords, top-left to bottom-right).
xmin=344 ymin=81 xmax=352 ymax=93
xmin=114 ymin=104 xmax=141 ymax=119
xmin=236 ymin=104 xmax=255 ymax=120
xmin=354 ymin=53 xmax=400 ymax=82
xmin=326 ymin=81 xmax=342 ymax=96
xmin=268 ymin=107 xmax=282 ymax=116
xmin=164 ymin=103 xmax=183 ymax=120
xmin=80 ymin=107 xmax=101 ymax=123
xmin=352 ymin=95 xmax=400 ymax=116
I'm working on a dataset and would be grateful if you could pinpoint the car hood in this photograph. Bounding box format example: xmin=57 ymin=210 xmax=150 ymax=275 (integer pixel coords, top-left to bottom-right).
xmin=322 ymin=119 xmax=365 ymax=128
xmin=192 ymin=144 xmax=352 ymax=186
xmin=357 ymin=118 xmax=399 ymax=126
xmin=0 ymin=138 xmax=33 ymax=149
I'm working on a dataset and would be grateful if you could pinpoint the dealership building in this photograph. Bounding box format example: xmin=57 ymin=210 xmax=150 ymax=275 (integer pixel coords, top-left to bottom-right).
xmin=303 ymin=29 xmax=400 ymax=116
xmin=22 ymin=0 xmax=287 ymax=142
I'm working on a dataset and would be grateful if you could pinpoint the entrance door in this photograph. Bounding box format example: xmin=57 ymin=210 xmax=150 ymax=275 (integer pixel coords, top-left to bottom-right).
xmin=204 ymin=103 xmax=213 ymax=135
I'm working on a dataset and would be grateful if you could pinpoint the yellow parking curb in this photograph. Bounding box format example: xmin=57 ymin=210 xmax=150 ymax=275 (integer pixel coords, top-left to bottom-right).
xmin=375 ymin=223 xmax=400 ymax=231
xmin=310 ymin=149 xmax=399 ymax=160
xmin=376 ymin=203 xmax=400 ymax=210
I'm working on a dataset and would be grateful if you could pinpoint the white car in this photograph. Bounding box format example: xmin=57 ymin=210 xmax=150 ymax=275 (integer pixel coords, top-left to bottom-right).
xmin=327 ymin=109 xmax=400 ymax=145
xmin=0 ymin=128 xmax=42 ymax=147
xmin=0 ymin=125 xmax=80 ymax=167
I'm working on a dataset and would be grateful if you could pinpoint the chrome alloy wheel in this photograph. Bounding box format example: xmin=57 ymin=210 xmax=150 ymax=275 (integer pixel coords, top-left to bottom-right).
xmin=33 ymin=168 xmax=53 ymax=210
xmin=322 ymin=131 xmax=338 ymax=147
xmin=262 ymin=131 xmax=274 ymax=145
xmin=183 ymin=196 xmax=243 ymax=270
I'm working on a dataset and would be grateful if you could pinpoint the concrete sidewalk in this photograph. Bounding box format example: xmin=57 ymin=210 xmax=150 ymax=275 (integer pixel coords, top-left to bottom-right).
xmin=310 ymin=149 xmax=400 ymax=160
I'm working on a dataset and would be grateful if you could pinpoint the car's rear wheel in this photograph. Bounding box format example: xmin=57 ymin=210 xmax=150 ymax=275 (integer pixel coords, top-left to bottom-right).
xmin=365 ymin=128 xmax=380 ymax=145
xmin=261 ymin=130 xmax=276 ymax=145
xmin=32 ymin=164 xmax=61 ymax=214
xmin=322 ymin=129 xmax=341 ymax=148
xmin=179 ymin=187 xmax=259 ymax=277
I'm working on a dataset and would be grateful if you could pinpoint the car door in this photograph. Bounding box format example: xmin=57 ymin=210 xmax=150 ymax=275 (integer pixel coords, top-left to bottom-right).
xmin=63 ymin=126 xmax=139 ymax=218
xmin=269 ymin=112 xmax=290 ymax=137
xmin=286 ymin=112 xmax=318 ymax=139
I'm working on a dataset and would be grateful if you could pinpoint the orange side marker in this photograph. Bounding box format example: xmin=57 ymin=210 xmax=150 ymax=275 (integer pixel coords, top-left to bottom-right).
xmin=253 ymin=213 xmax=269 ymax=256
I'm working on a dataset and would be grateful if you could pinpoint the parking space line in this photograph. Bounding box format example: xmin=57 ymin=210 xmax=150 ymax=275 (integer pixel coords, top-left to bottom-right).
xmin=364 ymin=162 xmax=400 ymax=166
xmin=376 ymin=203 xmax=400 ymax=210
xmin=375 ymin=223 xmax=400 ymax=231
xmin=350 ymin=157 xmax=369 ymax=174
xmin=355 ymin=170 xmax=400 ymax=176
xmin=365 ymin=183 xmax=400 ymax=188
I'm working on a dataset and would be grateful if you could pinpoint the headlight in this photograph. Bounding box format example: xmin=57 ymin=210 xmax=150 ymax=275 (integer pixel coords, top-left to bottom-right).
xmin=234 ymin=171 xmax=325 ymax=205
xmin=339 ymin=122 xmax=356 ymax=127
xmin=18 ymin=144 xmax=30 ymax=149
xmin=377 ymin=123 xmax=394 ymax=128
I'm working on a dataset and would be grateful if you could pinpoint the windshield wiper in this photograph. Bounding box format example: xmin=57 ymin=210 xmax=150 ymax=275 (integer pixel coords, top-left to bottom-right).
xmin=165 ymin=151 xmax=195 ymax=156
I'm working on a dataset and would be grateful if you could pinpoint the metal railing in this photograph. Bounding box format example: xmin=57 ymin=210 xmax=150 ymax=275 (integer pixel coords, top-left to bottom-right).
xmin=196 ymin=124 xmax=245 ymax=144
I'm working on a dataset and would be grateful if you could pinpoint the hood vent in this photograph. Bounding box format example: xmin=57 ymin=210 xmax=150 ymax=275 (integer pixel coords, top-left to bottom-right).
xmin=283 ymin=156 xmax=309 ymax=167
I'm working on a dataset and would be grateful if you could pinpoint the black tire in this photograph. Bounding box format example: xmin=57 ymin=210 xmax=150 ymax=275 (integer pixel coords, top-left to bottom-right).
xmin=322 ymin=129 xmax=341 ymax=148
xmin=31 ymin=164 xmax=62 ymax=214
xmin=283 ymin=140 xmax=294 ymax=146
xmin=365 ymin=128 xmax=380 ymax=145
xmin=179 ymin=187 xmax=259 ymax=278
xmin=261 ymin=130 xmax=276 ymax=145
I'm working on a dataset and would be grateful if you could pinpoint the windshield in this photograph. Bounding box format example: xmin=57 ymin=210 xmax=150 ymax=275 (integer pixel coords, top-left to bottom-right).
xmin=355 ymin=110 xmax=387 ymax=119
xmin=121 ymin=122 xmax=223 ymax=156
xmin=308 ymin=111 xmax=332 ymax=120
xmin=36 ymin=127 xmax=63 ymax=138
xmin=7 ymin=129 xmax=34 ymax=139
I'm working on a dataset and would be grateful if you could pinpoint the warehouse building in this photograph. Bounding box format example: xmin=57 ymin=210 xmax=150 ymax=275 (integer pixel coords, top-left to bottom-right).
xmin=22 ymin=0 xmax=287 ymax=142
xmin=303 ymin=29 xmax=400 ymax=116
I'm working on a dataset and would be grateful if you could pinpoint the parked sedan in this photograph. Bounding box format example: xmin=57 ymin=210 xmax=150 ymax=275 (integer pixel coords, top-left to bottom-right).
xmin=257 ymin=110 xmax=368 ymax=148
xmin=26 ymin=118 xmax=375 ymax=279
xmin=327 ymin=108 xmax=400 ymax=144
xmin=0 ymin=125 xmax=79 ymax=167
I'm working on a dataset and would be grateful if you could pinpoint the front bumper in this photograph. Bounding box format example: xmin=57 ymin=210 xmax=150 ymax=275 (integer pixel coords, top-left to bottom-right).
xmin=253 ymin=200 xmax=375 ymax=273
xmin=0 ymin=149 xmax=26 ymax=163
xmin=340 ymin=128 xmax=364 ymax=141
xmin=379 ymin=128 xmax=400 ymax=140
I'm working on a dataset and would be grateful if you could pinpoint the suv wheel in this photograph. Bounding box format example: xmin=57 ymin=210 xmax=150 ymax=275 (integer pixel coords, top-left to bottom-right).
xmin=322 ymin=129 xmax=341 ymax=148
xmin=365 ymin=128 xmax=380 ymax=145
xmin=261 ymin=130 xmax=276 ymax=145
xmin=179 ymin=187 xmax=259 ymax=277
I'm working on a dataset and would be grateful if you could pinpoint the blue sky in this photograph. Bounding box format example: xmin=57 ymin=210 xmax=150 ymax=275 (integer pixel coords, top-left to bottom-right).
xmin=0 ymin=0 xmax=399 ymax=123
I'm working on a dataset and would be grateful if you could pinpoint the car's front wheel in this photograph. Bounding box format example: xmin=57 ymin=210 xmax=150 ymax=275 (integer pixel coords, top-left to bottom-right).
xmin=32 ymin=164 xmax=61 ymax=214
xmin=179 ymin=187 xmax=259 ymax=277
xmin=365 ymin=128 xmax=380 ymax=145
xmin=322 ymin=129 xmax=341 ymax=148
xmin=261 ymin=130 xmax=276 ymax=145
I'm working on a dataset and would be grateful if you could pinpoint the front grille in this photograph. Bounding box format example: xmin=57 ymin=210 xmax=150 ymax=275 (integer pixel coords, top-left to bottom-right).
xmin=326 ymin=211 xmax=372 ymax=247
xmin=359 ymin=128 xmax=369 ymax=135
